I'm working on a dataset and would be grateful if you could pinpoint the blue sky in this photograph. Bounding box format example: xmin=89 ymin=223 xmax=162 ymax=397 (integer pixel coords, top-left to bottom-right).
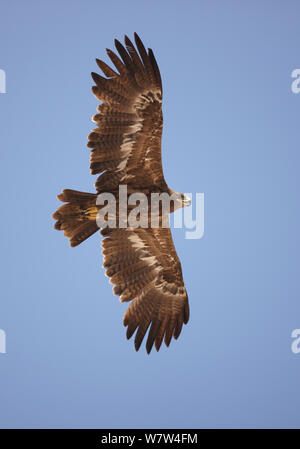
xmin=0 ymin=0 xmax=299 ymax=428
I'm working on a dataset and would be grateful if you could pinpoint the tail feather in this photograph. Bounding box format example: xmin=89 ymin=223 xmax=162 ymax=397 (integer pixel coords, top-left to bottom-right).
xmin=57 ymin=189 xmax=96 ymax=203
xmin=53 ymin=189 xmax=99 ymax=247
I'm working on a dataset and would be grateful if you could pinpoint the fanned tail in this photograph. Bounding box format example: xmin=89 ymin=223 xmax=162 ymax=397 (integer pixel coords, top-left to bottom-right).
xmin=52 ymin=189 xmax=99 ymax=247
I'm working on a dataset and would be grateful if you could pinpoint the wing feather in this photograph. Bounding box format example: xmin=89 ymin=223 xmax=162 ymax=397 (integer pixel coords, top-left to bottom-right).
xmin=88 ymin=34 xmax=165 ymax=192
xmin=101 ymin=226 xmax=189 ymax=353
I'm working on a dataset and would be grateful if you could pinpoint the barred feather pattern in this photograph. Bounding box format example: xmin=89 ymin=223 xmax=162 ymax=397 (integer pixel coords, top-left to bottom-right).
xmin=102 ymin=224 xmax=189 ymax=353
xmin=88 ymin=33 xmax=166 ymax=193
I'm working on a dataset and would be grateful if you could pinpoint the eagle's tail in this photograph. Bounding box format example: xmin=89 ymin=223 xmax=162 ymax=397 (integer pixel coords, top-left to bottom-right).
xmin=52 ymin=189 xmax=99 ymax=247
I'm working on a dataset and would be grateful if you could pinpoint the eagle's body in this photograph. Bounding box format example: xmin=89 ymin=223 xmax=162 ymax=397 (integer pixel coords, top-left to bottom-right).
xmin=53 ymin=34 xmax=190 ymax=353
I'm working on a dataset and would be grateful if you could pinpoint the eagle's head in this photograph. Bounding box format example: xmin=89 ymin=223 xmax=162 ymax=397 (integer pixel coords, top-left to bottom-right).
xmin=168 ymin=190 xmax=192 ymax=211
xmin=180 ymin=193 xmax=192 ymax=207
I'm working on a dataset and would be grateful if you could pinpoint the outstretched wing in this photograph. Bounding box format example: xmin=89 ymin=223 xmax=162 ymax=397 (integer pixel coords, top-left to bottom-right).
xmin=102 ymin=225 xmax=189 ymax=353
xmin=88 ymin=33 xmax=165 ymax=192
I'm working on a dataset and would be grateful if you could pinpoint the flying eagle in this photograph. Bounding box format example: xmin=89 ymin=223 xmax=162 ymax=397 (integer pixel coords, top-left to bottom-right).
xmin=53 ymin=33 xmax=191 ymax=353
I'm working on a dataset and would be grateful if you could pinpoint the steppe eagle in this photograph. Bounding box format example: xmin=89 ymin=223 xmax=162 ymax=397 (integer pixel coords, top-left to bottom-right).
xmin=53 ymin=34 xmax=191 ymax=353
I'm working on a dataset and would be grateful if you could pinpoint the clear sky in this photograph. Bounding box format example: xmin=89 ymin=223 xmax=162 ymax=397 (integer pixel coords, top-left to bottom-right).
xmin=0 ymin=0 xmax=299 ymax=428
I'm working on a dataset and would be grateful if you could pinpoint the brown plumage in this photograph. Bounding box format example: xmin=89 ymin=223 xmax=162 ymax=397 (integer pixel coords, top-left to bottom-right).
xmin=53 ymin=33 xmax=190 ymax=353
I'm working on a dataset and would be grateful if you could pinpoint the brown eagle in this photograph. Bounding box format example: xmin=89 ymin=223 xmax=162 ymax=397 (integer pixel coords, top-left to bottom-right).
xmin=53 ymin=34 xmax=191 ymax=353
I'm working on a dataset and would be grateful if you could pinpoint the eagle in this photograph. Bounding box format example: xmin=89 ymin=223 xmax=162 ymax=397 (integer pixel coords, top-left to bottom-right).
xmin=53 ymin=33 xmax=191 ymax=353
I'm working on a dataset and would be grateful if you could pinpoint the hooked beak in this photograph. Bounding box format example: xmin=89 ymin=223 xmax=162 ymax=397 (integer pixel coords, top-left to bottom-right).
xmin=182 ymin=196 xmax=192 ymax=207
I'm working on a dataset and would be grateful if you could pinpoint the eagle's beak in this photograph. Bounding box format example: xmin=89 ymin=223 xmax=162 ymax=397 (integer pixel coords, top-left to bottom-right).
xmin=182 ymin=196 xmax=192 ymax=207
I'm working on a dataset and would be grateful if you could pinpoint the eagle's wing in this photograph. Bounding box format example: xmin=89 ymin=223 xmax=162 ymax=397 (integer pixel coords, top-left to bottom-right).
xmin=88 ymin=33 xmax=165 ymax=192
xmin=102 ymin=225 xmax=189 ymax=353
